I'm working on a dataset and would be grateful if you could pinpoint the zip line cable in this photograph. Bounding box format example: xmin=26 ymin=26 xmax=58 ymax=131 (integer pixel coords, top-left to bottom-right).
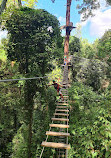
xmin=0 ymin=76 xmax=48 ymax=82
xmin=0 ymin=72 xmax=62 ymax=82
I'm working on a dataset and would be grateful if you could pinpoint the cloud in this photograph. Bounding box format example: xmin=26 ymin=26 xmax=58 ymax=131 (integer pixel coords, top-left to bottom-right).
xmin=89 ymin=9 xmax=111 ymax=37
xmin=78 ymin=8 xmax=111 ymax=38
xmin=58 ymin=16 xmax=66 ymax=24
xmin=0 ymin=30 xmax=8 ymax=41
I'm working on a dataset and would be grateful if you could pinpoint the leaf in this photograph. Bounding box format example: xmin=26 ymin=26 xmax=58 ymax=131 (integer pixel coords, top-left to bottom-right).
xmin=105 ymin=151 xmax=111 ymax=158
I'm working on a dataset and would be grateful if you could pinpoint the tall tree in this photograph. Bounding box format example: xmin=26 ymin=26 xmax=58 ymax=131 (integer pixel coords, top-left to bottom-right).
xmin=0 ymin=0 xmax=38 ymax=16
xmin=97 ymin=29 xmax=111 ymax=60
xmin=4 ymin=7 xmax=62 ymax=158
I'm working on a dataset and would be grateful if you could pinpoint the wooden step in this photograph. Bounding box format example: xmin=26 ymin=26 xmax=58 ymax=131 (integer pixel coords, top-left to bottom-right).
xmin=56 ymin=109 xmax=69 ymax=112
xmin=41 ymin=142 xmax=70 ymax=149
xmin=57 ymin=103 xmax=69 ymax=105
xmin=54 ymin=113 xmax=69 ymax=116
xmin=46 ymin=131 xmax=70 ymax=137
xmin=51 ymin=118 xmax=69 ymax=121
xmin=56 ymin=106 xmax=68 ymax=109
xmin=58 ymin=100 xmax=68 ymax=102
xmin=49 ymin=124 xmax=69 ymax=128
xmin=58 ymin=102 xmax=68 ymax=104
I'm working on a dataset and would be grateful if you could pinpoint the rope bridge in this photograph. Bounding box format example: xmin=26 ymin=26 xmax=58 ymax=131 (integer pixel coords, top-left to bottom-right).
xmin=40 ymin=65 xmax=71 ymax=158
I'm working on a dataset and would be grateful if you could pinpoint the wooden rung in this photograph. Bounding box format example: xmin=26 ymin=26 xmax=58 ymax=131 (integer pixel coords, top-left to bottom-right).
xmin=51 ymin=118 xmax=69 ymax=121
xmin=58 ymin=100 xmax=68 ymax=102
xmin=58 ymin=102 xmax=68 ymax=104
xmin=41 ymin=142 xmax=70 ymax=149
xmin=49 ymin=124 xmax=69 ymax=128
xmin=56 ymin=106 xmax=68 ymax=108
xmin=57 ymin=103 xmax=69 ymax=105
xmin=56 ymin=109 xmax=69 ymax=112
xmin=54 ymin=113 xmax=69 ymax=116
xmin=46 ymin=131 xmax=70 ymax=137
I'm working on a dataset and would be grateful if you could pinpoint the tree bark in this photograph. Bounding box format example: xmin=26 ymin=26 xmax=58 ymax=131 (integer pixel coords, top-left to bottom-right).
xmin=0 ymin=0 xmax=8 ymax=15
xmin=64 ymin=0 xmax=72 ymax=64
xmin=25 ymin=80 xmax=35 ymax=158
xmin=18 ymin=0 xmax=22 ymax=7
xmin=27 ymin=108 xmax=33 ymax=158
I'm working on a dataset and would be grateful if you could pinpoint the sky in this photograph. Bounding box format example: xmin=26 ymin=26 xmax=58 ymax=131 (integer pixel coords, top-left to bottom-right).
xmin=37 ymin=0 xmax=111 ymax=43
xmin=0 ymin=0 xmax=111 ymax=43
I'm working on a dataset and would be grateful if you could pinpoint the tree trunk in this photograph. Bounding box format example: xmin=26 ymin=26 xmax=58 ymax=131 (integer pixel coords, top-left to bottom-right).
xmin=25 ymin=80 xmax=35 ymax=158
xmin=0 ymin=0 xmax=8 ymax=15
xmin=64 ymin=0 xmax=72 ymax=64
xmin=27 ymin=108 xmax=33 ymax=158
xmin=18 ymin=0 xmax=22 ymax=7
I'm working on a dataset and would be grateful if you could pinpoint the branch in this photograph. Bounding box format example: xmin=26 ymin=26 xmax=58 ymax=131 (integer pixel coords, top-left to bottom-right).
xmin=51 ymin=0 xmax=55 ymax=3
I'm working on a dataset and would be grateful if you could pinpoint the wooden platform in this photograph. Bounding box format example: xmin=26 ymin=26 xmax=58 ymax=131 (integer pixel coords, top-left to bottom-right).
xmin=46 ymin=131 xmax=70 ymax=137
xmin=49 ymin=124 xmax=69 ymax=128
xmin=41 ymin=142 xmax=70 ymax=149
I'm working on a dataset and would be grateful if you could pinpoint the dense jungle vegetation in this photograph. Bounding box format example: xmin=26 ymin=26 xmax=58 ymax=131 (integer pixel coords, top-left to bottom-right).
xmin=0 ymin=1 xmax=111 ymax=158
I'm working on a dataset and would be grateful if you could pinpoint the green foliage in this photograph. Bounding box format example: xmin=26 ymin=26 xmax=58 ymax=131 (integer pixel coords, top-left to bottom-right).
xmin=48 ymin=62 xmax=63 ymax=83
xmin=0 ymin=39 xmax=7 ymax=62
xmin=71 ymin=56 xmax=108 ymax=91
xmin=68 ymin=82 xmax=111 ymax=158
xmin=77 ymin=0 xmax=100 ymax=21
xmin=12 ymin=124 xmax=28 ymax=158
xmin=106 ymin=0 xmax=111 ymax=5
xmin=4 ymin=7 xmax=62 ymax=75
xmin=97 ymin=30 xmax=111 ymax=61
xmin=80 ymin=38 xmax=96 ymax=59
xmin=0 ymin=47 xmax=7 ymax=62
xmin=0 ymin=61 xmax=23 ymax=157
xmin=69 ymin=36 xmax=81 ymax=56
xmin=0 ymin=7 xmax=62 ymax=158
xmin=22 ymin=0 xmax=38 ymax=8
